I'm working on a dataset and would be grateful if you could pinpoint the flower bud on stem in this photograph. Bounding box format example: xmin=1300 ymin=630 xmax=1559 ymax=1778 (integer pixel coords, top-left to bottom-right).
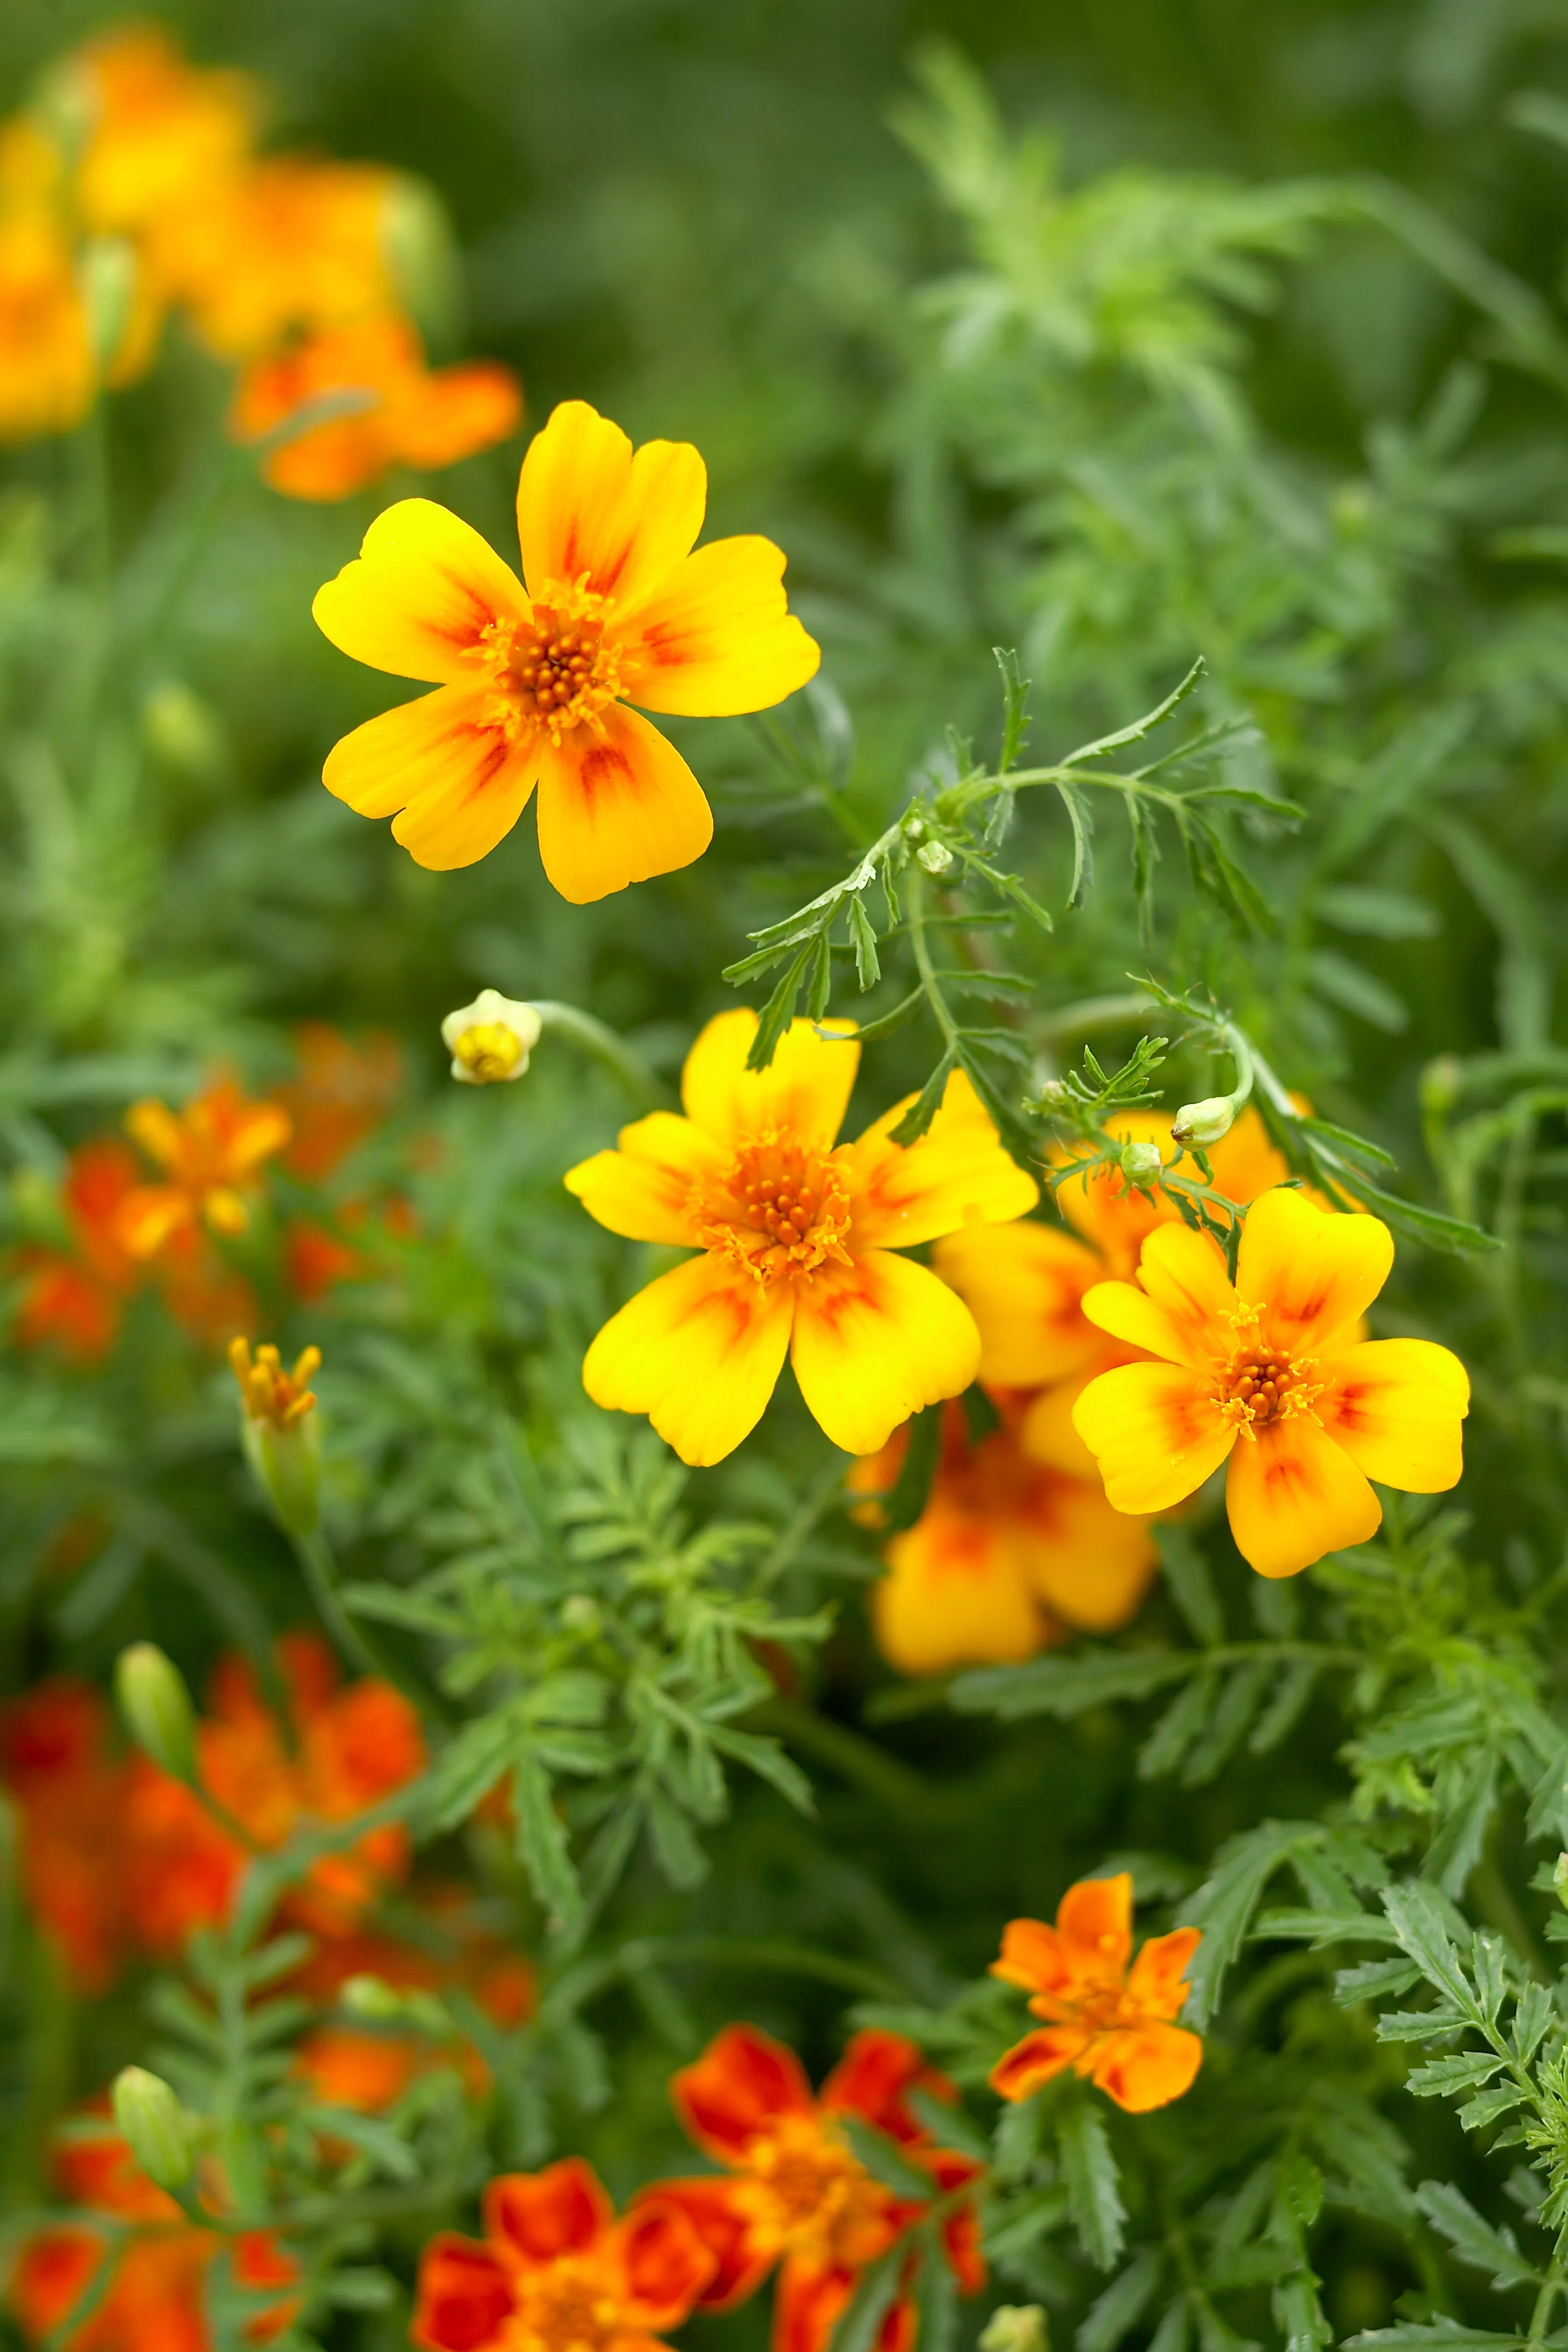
xmin=111 ymin=2067 xmax=195 ymax=2195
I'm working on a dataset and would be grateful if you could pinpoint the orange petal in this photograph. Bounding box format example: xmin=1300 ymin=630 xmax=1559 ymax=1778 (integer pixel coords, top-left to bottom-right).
xmin=1090 ymin=2022 xmax=1203 ymax=2113
xmin=533 ymin=702 xmax=712 ymax=903
xmin=1235 ymin=1185 xmax=1393 ymax=1352
xmin=790 ymin=1250 xmax=979 ymax=1457
xmin=1204 ymin=1105 xmax=1292 ymax=1205
xmin=1072 ymin=1360 xmax=1234 ymax=1514
xmin=516 ymin=400 xmax=705 ymax=606
xmin=671 ymin=2023 xmax=815 ymax=2161
xmin=934 ymin=1219 xmax=1104 ymax=1387
xmin=322 ymin=687 xmax=540 ymax=871
xmin=617 ymin=2198 xmax=718 ymax=2327
xmin=485 ymin=2157 xmax=611 ymax=2265
xmin=396 ymin=361 xmax=523 ymax=471
xmin=680 ymin=1009 xmax=859 ymax=1152
xmin=820 ymin=2029 xmax=946 ymax=2138
xmin=873 ymin=1501 xmax=1047 ymax=1676
xmin=411 ymin=2234 xmax=514 ymax=2352
xmin=1126 ymin=1926 xmax=1201 ymax=2021
xmin=1314 ymin=1337 xmax=1469 ymax=1493
xmin=639 ymin=2179 xmax=773 ymax=2310
xmin=1017 ymin=1473 xmax=1158 ymax=1633
xmin=1223 ymin=1412 xmax=1382 ymax=1578
xmin=989 ymin=2025 xmax=1092 ymax=2102
xmin=563 ymin=1112 xmax=722 ymax=1245
xmin=312 ymin=497 xmax=530 ymax=684
xmin=582 ymin=1253 xmax=794 ymax=1466
xmin=115 ymin=1184 xmax=194 ymax=1259
xmin=621 ymin=535 xmax=819 ymax=715
xmin=1056 ymin=1873 xmax=1133 ymax=1980
xmin=990 ymin=1917 xmax=1072 ymax=1998
xmin=846 ymin=1068 xmax=1039 ymax=1249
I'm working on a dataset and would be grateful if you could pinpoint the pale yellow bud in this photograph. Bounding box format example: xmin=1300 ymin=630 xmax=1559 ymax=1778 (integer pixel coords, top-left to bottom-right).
xmin=441 ymin=990 xmax=543 ymax=1086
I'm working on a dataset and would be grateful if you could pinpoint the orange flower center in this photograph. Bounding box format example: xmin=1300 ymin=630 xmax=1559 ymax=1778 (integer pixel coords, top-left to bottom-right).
xmin=1211 ymin=1305 xmax=1320 ymax=1439
xmin=472 ymin=580 xmax=625 ymax=746
xmin=733 ymin=2113 xmax=892 ymax=2266
xmin=691 ymin=1133 xmax=854 ymax=1287
xmin=506 ymin=2257 xmax=625 ymax=2352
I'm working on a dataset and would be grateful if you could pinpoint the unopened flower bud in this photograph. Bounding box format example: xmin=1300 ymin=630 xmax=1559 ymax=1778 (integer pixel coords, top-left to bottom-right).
xmin=1034 ymin=1078 xmax=1068 ymax=1109
xmin=340 ymin=1972 xmax=406 ymax=2019
xmin=1119 ymin=1139 xmax=1163 ymax=1187
xmin=1171 ymin=1095 xmax=1236 ymax=1149
xmin=78 ymin=236 xmax=138 ymax=374
xmin=916 ymin=838 xmax=954 ymax=876
xmin=901 ymin=814 xmax=926 ymax=843
xmin=442 ymin=990 xmax=543 ymax=1086
xmin=142 ymin=681 xmax=225 ymax=780
xmin=229 ymin=1338 xmax=322 ymax=1536
xmin=1421 ymin=1054 xmax=1462 ymax=1117
xmin=115 ymin=1644 xmax=197 ymax=1784
xmin=111 ymin=2067 xmax=193 ymax=2192
xmin=981 ymin=2309 xmax=1048 ymax=2352
xmin=1553 ymin=1853 xmax=1568 ymax=1910
xmin=562 ymin=1594 xmax=601 ymax=1637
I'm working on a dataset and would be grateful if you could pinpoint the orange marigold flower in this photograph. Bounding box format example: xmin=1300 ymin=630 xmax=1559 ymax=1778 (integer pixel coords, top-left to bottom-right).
xmin=232 ymin=314 xmax=522 ymax=500
xmin=0 ymin=1680 xmax=134 ymax=1992
xmin=311 ymin=398 xmax=820 ymax=898
xmin=655 ymin=2025 xmax=984 ymax=2352
xmin=1071 ymin=1187 xmax=1471 ymax=1578
xmin=0 ymin=123 xmax=98 ymax=440
xmin=990 ymin=1873 xmax=1203 ymax=2115
xmin=116 ymin=1078 xmax=291 ymax=1259
xmin=11 ymin=1139 xmax=144 ymax=1362
xmin=9 ymin=2108 xmax=297 ymax=2351
xmin=278 ymin=1023 xmax=404 ymax=1180
xmin=412 ymin=2157 xmax=715 ymax=2352
xmin=850 ymin=1397 xmax=1157 ymax=1676
xmin=60 ymin=24 xmax=259 ymax=241
xmin=565 ymin=1010 xmax=1037 ymax=1464
xmin=124 ymin=1633 xmax=424 ymax=1953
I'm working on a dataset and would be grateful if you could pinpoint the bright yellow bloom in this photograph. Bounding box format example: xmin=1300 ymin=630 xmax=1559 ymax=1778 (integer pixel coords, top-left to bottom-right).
xmin=311 ymin=401 xmax=820 ymax=900
xmin=1070 ymin=1187 xmax=1469 ymax=1578
xmin=564 ymin=1011 xmax=1038 ymax=1465
xmin=60 ymin=24 xmax=258 ymax=240
xmin=0 ymin=125 xmax=95 ymax=440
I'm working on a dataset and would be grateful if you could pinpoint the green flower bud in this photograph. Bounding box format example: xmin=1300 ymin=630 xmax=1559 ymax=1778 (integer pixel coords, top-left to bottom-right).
xmin=111 ymin=2067 xmax=194 ymax=2192
xmin=340 ymin=1973 xmax=406 ymax=2019
xmin=229 ymin=1339 xmax=323 ymax=1537
xmin=142 ymin=681 xmax=226 ymax=781
xmin=916 ymin=838 xmax=954 ymax=876
xmin=1119 ymin=1138 xmax=1163 ymax=1187
xmin=115 ymin=1644 xmax=197 ymax=1784
xmin=980 ymin=2308 xmax=1049 ymax=2352
xmin=1171 ymin=1095 xmax=1236 ymax=1149
xmin=1420 ymin=1054 xmax=1462 ymax=1117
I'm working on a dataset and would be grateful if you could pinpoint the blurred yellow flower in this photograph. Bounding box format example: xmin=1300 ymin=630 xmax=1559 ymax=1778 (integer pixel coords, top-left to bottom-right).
xmin=116 ymin=1081 xmax=292 ymax=1260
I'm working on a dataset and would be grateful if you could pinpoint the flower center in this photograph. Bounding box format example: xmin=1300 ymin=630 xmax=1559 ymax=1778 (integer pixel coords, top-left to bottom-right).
xmin=506 ymin=2259 xmax=625 ymax=2352
xmin=468 ymin=578 xmax=624 ymax=746
xmin=1211 ymin=1304 xmax=1321 ymax=1439
xmin=451 ymin=1021 xmax=523 ymax=1082
xmin=735 ymin=2114 xmax=888 ymax=2261
xmin=692 ymin=1133 xmax=854 ymax=1286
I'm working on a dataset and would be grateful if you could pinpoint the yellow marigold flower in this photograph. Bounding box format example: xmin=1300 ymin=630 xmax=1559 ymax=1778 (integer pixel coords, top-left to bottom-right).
xmin=564 ymin=1011 xmax=1038 ymax=1464
xmin=56 ymin=24 xmax=258 ymax=240
xmin=310 ymin=400 xmax=820 ymax=900
xmin=1070 ymin=1186 xmax=1470 ymax=1578
xmin=116 ymin=1080 xmax=292 ymax=1259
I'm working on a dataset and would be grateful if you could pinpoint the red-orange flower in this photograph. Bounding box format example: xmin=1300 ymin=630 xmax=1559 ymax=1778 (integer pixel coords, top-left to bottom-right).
xmin=232 ymin=315 xmax=522 ymax=500
xmin=656 ymin=2026 xmax=984 ymax=2352
xmin=412 ymin=2158 xmax=715 ymax=2352
xmin=124 ymin=1633 xmax=425 ymax=1953
xmin=277 ymin=1024 xmax=404 ymax=1181
xmin=116 ymin=1079 xmax=291 ymax=1259
xmin=989 ymin=1873 xmax=1202 ymax=2115
xmin=0 ymin=1680 xmax=134 ymax=1991
xmin=8 ymin=2110 xmax=297 ymax=2351
xmin=11 ymin=1139 xmax=144 ymax=1362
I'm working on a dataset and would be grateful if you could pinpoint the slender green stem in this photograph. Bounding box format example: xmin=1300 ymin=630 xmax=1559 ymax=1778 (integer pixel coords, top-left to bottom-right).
xmin=530 ymin=1000 xmax=669 ymax=1105
xmin=292 ymin=1528 xmax=454 ymax=1726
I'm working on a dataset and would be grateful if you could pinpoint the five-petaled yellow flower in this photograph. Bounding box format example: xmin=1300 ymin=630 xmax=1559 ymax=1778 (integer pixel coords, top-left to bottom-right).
xmin=564 ymin=1011 xmax=1039 ymax=1465
xmin=311 ymin=399 xmax=820 ymax=902
xmin=1070 ymin=1186 xmax=1469 ymax=1578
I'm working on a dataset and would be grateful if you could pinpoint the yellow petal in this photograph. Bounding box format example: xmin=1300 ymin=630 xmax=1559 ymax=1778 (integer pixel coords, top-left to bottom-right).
xmin=581 ymin=1254 xmax=794 ymax=1466
xmin=1224 ymin=1413 xmax=1382 ymax=1577
xmin=847 ymin=1068 xmax=1038 ymax=1249
xmin=1205 ymin=1105 xmax=1291 ymax=1203
xmin=562 ymin=1112 xmax=723 ymax=1245
xmin=1072 ymin=1360 xmax=1234 ymax=1514
xmin=872 ymin=1504 xmax=1047 ymax=1677
xmin=790 ymin=1251 xmax=979 ymax=1455
xmin=1135 ymin=1222 xmax=1237 ymax=1349
xmin=322 ymin=687 xmax=540 ymax=870
xmin=1018 ymin=1474 xmax=1158 ymax=1633
xmin=1315 ymin=1338 xmax=1469 ymax=1492
xmin=533 ymin=702 xmax=712 ymax=903
xmin=515 ymin=400 xmax=705 ymax=607
xmin=1020 ymin=1374 xmax=1103 ymax=1478
xmin=621 ymin=536 xmax=820 ymax=716
xmin=1235 ymin=1185 xmax=1393 ymax=1352
xmin=680 ymin=1010 xmax=859 ymax=1151
xmin=312 ymin=498 xmax=530 ymax=684
xmin=934 ymin=1220 xmax=1104 ymax=1388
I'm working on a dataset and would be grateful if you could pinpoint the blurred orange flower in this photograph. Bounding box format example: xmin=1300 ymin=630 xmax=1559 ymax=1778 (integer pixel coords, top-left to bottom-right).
xmin=117 ymin=1079 xmax=291 ymax=1260
xmin=125 ymin=1632 xmax=425 ymax=1954
xmin=850 ymin=1398 xmax=1157 ymax=1676
xmin=9 ymin=2109 xmax=297 ymax=2351
xmin=0 ymin=1679 xmax=134 ymax=1992
xmin=12 ymin=1140 xmax=144 ymax=1362
xmin=0 ymin=123 xmax=97 ymax=439
xmin=990 ymin=1872 xmax=1202 ymax=2115
xmin=233 ymin=316 xmax=521 ymax=500
xmin=153 ymin=155 xmax=401 ymax=359
xmin=277 ymin=1024 xmax=404 ymax=1181
xmin=63 ymin=24 xmax=258 ymax=241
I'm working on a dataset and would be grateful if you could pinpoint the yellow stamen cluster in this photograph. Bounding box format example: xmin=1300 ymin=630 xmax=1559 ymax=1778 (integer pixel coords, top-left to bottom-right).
xmin=450 ymin=1021 xmax=523 ymax=1082
xmin=469 ymin=577 xmax=625 ymax=747
xmin=693 ymin=1133 xmax=854 ymax=1287
xmin=228 ymin=1336 xmax=320 ymax=1430
xmin=1210 ymin=1304 xmax=1320 ymax=1440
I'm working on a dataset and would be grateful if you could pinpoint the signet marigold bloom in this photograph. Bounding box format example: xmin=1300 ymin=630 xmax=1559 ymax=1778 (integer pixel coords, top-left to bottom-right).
xmin=849 ymin=1397 xmax=1157 ymax=1676
xmin=116 ymin=1079 xmax=291 ymax=1259
xmin=565 ymin=1009 xmax=1038 ymax=1464
xmin=990 ymin=1873 xmax=1203 ymax=2115
xmin=411 ymin=2156 xmax=716 ymax=2352
xmin=1071 ymin=1186 xmax=1471 ymax=1578
xmin=231 ymin=315 xmax=522 ymax=501
xmin=11 ymin=1139 xmax=144 ymax=1362
xmin=9 ymin=2108 xmax=298 ymax=2351
xmin=654 ymin=2024 xmax=984 ymax=2352
xmin=56 ymin=24 xmax=259 ymax=241
xmin=124 ymin=1633 xmax=424 ymax=1953
xmin=0 ymin=1679 xmax=135 ymax=1991
xmin=311 ymin=398 xmax=820 ymax=898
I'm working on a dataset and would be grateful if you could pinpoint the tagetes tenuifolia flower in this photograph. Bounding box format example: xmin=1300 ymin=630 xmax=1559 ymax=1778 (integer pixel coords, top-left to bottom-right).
xmin=566 ymin=1010 xmax=1037 ymax=1464
xmin=990 ymin=1873 xmax=1202 ymax=2115
xmin=1071 ymin=1187 xmax=1471 ymax=1577
xmin=60 ymin=24 xmax=257 ymax=239
xmin=11 ymin=1140 xmax=143 ymax=1362
xmin=116 ymin=1079 xmax=290 ymax=1259
xmin=850 ymin=1398 xmax=1157 ymax=1676
xmin=10 ymin=2110 xmax=297 ymax=2351
xmin=411 ymin=2157 xmax=715 ymax=2352
xmin=311 ymin=398 xmax=820 ymax=898
xmin=654 ymin=2025 xmax=983 ymax=2352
